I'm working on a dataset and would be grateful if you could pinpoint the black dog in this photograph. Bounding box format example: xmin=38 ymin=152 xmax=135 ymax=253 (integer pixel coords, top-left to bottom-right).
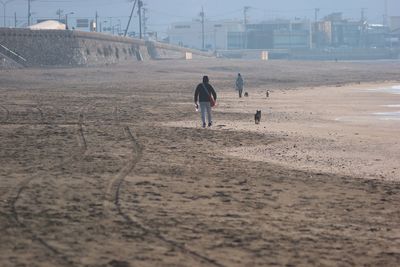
xmin=255 ymin=110 xmax=261 ymax=124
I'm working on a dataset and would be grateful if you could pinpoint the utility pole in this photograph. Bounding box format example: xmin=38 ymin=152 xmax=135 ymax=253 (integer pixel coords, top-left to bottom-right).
xmin=28 ymin=0 xmax=31 ymax=26
xmin=309 ymin=20 xmax=313 ymax=49
xmin=95 ymin=11 xmax=98 ymax=32
xmin=360 ymin=8 xmax=367 ymax=47
xmin=361 ymin=8 xmax=366 ymax=22
xmin=56 ymin=9 xmax=63 ymax=22
xmin=118 ymin=19 xmax=121 ymax=34
xmin=14 ymin=11 xmax=16 ymax=27
xmin=142 ymin=6 xmax=148 ymax=38
xmin=65 ymin=12 xmax=74 ymax=30
xmin=314 ymin=8 xmax=320 ymax=22
xmin=243 ymin=6 xmax=250 ymax=26
xmin=312 ymin=8 xmax=320 ymax=49
xmin=383 ymin=0 xmax=388 ymax=26
xmin=2 ymin=2 xmax=6 ymax=27
xmin=124 ymin=0 xmax=137 ymax=37
xmin=27 ymin=0 xmax=35 ymax=27
xmin=243 ymin=6 xmax=250 ymax=49
xmin=138 ymin=0 xmax=143 ymax=39
xmin=200 ymin=6 xmax=205 ymax=50
xmin=1 ymin=0 xmax=15 ymax=27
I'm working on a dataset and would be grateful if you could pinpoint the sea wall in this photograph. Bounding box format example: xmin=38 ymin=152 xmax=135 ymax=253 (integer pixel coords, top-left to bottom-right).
xmin=288 ymin=48 xmax=400 ymax=61
xmin=0 ymin=28 xmax=212 ymax=67
xmin=0 ymin=53 xmax=22 ymax=68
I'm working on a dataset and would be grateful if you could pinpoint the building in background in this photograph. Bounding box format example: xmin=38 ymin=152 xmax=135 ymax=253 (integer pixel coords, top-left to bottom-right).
xmin=246 ymin=19 xmax=311 ymax=49
xmin=167 ymin=20 xmax=244 ymax=51
xmin=390 ymin=16 xmax=400 ymax=31
xmin=390 ymin=16 xmax=400 ymax=48
xmin=76 ymin=19 xmax=89 ymax=30
xmin=314 ymin=13 xmax=361 ymax=48
xmin=313 ymin=12 xmax=396 ymax=48
xmin=168 ymin=18 xmax=311 ymax=51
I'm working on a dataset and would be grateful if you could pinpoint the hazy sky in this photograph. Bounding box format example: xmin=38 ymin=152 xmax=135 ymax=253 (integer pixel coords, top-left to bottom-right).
xmin=3 ymin=0 xmax=400 ymax=34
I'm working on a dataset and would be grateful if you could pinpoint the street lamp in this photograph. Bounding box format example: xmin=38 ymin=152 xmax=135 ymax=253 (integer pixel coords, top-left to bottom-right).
xmin=65 ymin=11 xmax=74 ymax=30
xmin=0 ymin=0 xmax=15 ymax=27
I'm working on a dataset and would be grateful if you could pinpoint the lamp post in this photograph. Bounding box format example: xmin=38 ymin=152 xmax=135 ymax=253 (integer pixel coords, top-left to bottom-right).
xmin=0 ymin=0 xmax=14 ymax=27
xmin=65 ymin=11 xmax=74 ymax=30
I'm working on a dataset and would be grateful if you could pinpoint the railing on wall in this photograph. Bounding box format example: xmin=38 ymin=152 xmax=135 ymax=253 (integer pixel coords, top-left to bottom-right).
xmin=0 ymin=43 xmax=27 ymax=67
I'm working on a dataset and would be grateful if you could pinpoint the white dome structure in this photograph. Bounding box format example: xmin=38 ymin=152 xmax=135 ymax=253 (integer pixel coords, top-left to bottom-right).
xmin=28 ymin=20 xmax=66 ymax=30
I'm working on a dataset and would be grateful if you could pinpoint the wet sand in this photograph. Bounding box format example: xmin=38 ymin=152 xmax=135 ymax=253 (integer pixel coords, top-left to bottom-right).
xmin=1 ymin=59 xmax=400 ymax=266
xmin=167 ymin=82 xmax=400 ymax=181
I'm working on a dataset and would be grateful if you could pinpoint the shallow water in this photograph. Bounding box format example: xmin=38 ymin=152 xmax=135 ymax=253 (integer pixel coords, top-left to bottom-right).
xmin=373 ymin=111 xmax=400 ymax=120
xmin=371 ymin=85 xmax=400 ymax=120
xmin=368 ymin=85 xmax=400 ymax=95
xmin=383 ymin=104 xmax=400 ymax=108
xmin=337 ymin=85 xmax=400 ymax=122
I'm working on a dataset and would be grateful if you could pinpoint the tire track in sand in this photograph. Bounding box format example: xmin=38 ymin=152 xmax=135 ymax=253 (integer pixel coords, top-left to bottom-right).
xmin=27 ymin=106 xmax=44 ymax=123
xmin=35 ymin=106 xmax=45 ymax=123
xmin=0 ymin=105 xmax=10 ymax=122
xmin=0 ymin=106 xmax=76 ymax=266
xmin=77 ymin=107 xmax=88 ymax=152
xmin=0 ymin=105 xmax=44 ymax=125
xmin=7 ymin=176 xmax=75 ymax=267
xmin=105 ymin=125 xmax=225 ymax=267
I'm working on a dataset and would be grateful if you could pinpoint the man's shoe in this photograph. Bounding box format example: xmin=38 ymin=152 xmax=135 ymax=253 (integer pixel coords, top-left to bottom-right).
xmin=202 ymin=123 xmax=206 ymax=128
xmin=208 ymin=122 xmax=212 ymax=127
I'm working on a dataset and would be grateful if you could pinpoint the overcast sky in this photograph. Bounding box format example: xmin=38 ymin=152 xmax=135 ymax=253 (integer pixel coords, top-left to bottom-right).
xmin=3 ymin=0 xmax=400 ymax=34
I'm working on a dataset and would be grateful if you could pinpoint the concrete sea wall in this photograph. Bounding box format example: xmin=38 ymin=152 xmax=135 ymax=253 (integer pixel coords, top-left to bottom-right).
xmin=0 ymin=28 xmax=212 ymax=67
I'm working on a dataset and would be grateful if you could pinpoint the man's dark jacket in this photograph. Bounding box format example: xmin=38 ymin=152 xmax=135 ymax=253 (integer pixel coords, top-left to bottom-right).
xmin=194 ymin=83 xmax=217 ymax=103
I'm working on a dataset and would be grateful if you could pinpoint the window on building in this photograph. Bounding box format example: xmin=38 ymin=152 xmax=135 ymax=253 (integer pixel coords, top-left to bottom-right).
xmin=175 ymin=25 xmax=191 ymax=29
xmin=228 ymin=32 xmax=244 ymax=49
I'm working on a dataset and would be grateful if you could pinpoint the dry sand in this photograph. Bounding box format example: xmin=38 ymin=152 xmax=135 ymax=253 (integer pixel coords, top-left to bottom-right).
xmin=1 ymin=59 xmax=400 ymax=267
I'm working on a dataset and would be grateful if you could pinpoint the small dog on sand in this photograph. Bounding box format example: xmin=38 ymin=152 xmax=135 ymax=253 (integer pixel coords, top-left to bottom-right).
xmin=255 ymin=110 xmax=261 ymax=124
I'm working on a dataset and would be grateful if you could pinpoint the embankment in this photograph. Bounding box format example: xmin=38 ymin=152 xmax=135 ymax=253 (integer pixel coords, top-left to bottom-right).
xmin=0 ymin=28 xmax=212 ymax=67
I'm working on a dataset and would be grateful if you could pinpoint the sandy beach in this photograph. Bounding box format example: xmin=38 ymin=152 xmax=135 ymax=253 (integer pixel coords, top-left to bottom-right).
xmin=1 ymin=59 xmax=400 ymax=266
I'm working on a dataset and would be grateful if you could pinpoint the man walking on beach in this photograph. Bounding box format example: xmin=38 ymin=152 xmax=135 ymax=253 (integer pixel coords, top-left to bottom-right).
xmin=194 ymin=75 xmax=217 ymax=128
xmin=236 ymin=73 xmax=244 ymax=98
